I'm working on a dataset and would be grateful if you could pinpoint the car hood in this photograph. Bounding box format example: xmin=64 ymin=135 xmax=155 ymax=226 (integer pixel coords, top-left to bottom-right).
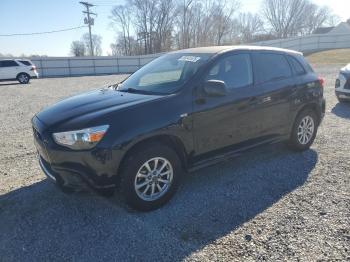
xmin=36 ymin=88 xmax=161 ymax=127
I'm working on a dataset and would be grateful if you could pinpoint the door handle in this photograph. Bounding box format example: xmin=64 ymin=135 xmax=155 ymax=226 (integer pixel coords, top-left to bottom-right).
xmin=261 ymin=96 xmax=271 ymax=103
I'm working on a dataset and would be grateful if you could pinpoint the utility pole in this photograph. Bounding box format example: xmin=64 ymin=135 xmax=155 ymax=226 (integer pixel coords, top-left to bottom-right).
xmin=79 ymin=1 xmax=96 ymax=56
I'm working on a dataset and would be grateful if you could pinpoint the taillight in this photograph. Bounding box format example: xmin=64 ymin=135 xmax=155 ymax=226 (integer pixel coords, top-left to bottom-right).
xmin=30 ymin=66 xmax=36 ymax=71
xmin=318 ymin=76 xmax=325 ymax=88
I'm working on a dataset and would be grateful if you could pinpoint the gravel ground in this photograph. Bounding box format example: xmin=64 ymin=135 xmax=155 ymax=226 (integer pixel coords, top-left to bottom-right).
xmin=0 ymin=65 xmax=349 ymax=261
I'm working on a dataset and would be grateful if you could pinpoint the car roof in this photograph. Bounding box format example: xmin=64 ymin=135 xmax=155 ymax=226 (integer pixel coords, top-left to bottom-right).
xmin=171 ymin=45 xmax=302 ymax=56
xmin=0 ymin=59 xmax=32 ymax=61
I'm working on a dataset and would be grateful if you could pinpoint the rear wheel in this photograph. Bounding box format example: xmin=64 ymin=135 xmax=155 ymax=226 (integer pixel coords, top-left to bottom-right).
xmin=288 ymin=109 xmax=318 ymax=151
xmin=17 ymin=73 xmax=30 ymax=84
xmin=120 ymin=143 xmax=182 ymax=211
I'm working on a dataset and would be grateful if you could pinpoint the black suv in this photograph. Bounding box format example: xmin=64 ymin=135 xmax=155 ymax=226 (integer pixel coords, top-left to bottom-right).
xmin=32 ymin=46 xmax=325 ymax=211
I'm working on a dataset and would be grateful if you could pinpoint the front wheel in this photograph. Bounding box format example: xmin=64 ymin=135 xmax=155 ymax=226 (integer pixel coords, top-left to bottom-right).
xmin=288 ymin=109 xmax=318 ymax=151
xmin=120 ymin=143 xmax=182 ymax=211
xmin=17 ymin=73 xmax=30 ymax=84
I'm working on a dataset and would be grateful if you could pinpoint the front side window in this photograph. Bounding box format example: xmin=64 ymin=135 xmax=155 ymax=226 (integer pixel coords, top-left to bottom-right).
xmin=118 ymin=53 xmax=211 ymax=95
xmin=254 ymin=53 xmax=292 ymax=84
xmin=206 ymin=53 xmax=253 ymax=89
xmin=0 ymin=60 xmax=18 ymax=67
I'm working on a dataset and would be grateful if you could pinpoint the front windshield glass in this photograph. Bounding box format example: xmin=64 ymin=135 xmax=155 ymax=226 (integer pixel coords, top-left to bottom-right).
xmin=118 ymin=53 xmax=211 ymax=95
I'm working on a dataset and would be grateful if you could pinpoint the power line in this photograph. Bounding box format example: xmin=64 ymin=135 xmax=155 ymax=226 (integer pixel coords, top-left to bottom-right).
xmin=0 ymin=26 xmax=87 ymax=37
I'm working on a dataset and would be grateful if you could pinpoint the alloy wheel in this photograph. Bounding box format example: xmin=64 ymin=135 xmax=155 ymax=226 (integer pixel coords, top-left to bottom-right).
xmin=297 ymin=115 xmax=315 ymax=145
xmin=134 ymin=157 xmax=173 ymax=201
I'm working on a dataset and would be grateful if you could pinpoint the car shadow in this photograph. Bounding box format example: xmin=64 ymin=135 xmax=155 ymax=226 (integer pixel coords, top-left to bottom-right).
xmin=0 ymin=144 xmax=317 ymax=261
xmin=0 ymin=82 xmax=21 ymax=86
xmin=331 ymin=102 xmax=350 ymax=119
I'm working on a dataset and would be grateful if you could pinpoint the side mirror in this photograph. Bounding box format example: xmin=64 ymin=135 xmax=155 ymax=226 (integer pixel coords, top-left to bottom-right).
xmin=203 ymin=80 xmax=228 ymax=97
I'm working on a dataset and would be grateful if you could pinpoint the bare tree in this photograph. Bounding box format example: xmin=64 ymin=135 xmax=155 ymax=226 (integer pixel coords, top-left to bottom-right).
xmin=70 ymin=41 xmax=86 ymax=56
xmin=154 ymin=0 xmax=177 ymax=52
xmin=176 ymin=0 xmax=194 ymax=49
xmin=262 ymin=0 xmax=338 ymax=38
xmin=211 ymin=1 xmax=240 ymax=45
xmin=302 ymin=5 xmax=338 ymax=34
xmin=237 ymin=13 xmax=264 ymax=43
xmin=262 ymin=0 xmax=307 ymax=38
xmin=132 ymin=0 xmax=159 ymax=54
xmin=108 ymin=0 xmax=339 ymax=54
xmin=110 ymin=33 xmax=140 ymax=56
xmin=82 ymin=33 xmax=102 ymax=56
xmin=110 ymin=5 xmax=133 ymax=55
xmin=175 ymin=0 xmax=240 ymax=48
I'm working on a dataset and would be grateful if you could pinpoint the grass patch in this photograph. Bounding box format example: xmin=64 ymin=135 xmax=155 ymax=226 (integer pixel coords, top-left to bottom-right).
xmin=306 ymin=49 xmax=350 ymax=64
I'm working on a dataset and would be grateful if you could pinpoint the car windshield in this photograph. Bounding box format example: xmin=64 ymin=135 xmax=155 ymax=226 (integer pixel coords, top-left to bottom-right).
xmin=117 ymin=53 xmax=211 ymax=95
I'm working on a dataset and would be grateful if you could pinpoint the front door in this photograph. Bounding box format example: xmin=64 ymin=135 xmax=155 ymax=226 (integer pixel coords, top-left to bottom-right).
xmin=192 ymin=52 xmax=266 ymax=155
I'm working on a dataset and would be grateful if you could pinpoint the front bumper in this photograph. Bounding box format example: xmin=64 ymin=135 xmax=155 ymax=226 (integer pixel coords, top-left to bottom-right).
xmin=39 ymin=156 xmax=56 ymax=182
xmin=32 ymin=117 xmax=120 ymax=191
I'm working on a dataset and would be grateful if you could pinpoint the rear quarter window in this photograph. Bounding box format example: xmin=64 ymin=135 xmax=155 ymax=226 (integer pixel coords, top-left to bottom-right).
xmin=253 ymin=53 xmax=292 ymax=84
xmin=288 ymin=56 xmax=306 ymax=75
xmin=18 ymin=60 xmax=32 ymax=66
xmin=297 ymin=55 xmax=314 ymax=73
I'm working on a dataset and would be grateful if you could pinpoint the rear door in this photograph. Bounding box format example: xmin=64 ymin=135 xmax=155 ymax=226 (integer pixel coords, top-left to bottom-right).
xmin=252 ymin=52 xmax=295 ymax=136
xmin=0 ymin=60 xmax=20 ymax=79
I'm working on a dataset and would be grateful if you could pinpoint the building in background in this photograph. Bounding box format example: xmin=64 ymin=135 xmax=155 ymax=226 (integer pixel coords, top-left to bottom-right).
xmin=313 ymin=22 xmax=350 ymax=35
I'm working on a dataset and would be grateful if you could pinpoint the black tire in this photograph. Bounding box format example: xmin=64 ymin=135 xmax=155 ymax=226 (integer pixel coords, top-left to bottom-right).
xmin=17 ymin=73 xmax=30 ymax=84
xmin=120 ymin=143 xmax=182 ymax=211
xmin=288 ymin=109 xmax=318 ymax=151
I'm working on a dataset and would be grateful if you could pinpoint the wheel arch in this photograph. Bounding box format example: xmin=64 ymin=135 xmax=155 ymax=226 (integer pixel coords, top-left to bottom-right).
xmin=294 ymin=102 xmax=322 ymax=126
xmin=16 ymin=72 xmax=30 ymax=79
xmin=287 ymin=102 xmax=322 ymax=138
xmin=117 ymin=134 xmax=189 ymax=179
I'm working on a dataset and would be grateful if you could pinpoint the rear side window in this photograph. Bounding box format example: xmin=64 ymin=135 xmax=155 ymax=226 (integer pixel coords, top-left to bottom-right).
xmin=0 ymin=60 xmax=18 ymax=67
xmin=206 ymin=53 xmax=253 ymax=89
xmin=300 ymin=57 xmax=314 ymax=73
xmin=253 ymin=53 xmax=292 ymax=84
xmin=19 ymin=60 xmax=32 ymax=66
xmin=288 ymin=56 xmax=306 ymax=75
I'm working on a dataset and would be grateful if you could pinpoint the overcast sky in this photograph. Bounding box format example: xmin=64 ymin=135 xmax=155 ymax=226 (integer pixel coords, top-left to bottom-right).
xmin=0 ymin=0 xmax=349 ymax=56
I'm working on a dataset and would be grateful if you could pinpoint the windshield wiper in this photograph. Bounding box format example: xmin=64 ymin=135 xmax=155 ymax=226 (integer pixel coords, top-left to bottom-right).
xmin=118 ymin=87 xmax=157 ymax=95
xmin=119 ymin=87 xmax=140 ymax=93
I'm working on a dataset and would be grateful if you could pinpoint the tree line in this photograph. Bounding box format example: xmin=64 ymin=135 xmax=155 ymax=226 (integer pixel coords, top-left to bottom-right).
xmin=71 ymin=0 xmax=341 ymax=57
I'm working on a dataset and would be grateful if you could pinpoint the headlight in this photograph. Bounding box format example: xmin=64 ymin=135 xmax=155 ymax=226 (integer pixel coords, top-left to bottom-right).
xmin=53 ymin=125 xmax=109 ymax=150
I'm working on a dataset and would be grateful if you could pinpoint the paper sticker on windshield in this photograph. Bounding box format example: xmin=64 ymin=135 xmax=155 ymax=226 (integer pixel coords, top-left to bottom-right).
xmin=178 ymin=56 xmax=201 ymax=62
